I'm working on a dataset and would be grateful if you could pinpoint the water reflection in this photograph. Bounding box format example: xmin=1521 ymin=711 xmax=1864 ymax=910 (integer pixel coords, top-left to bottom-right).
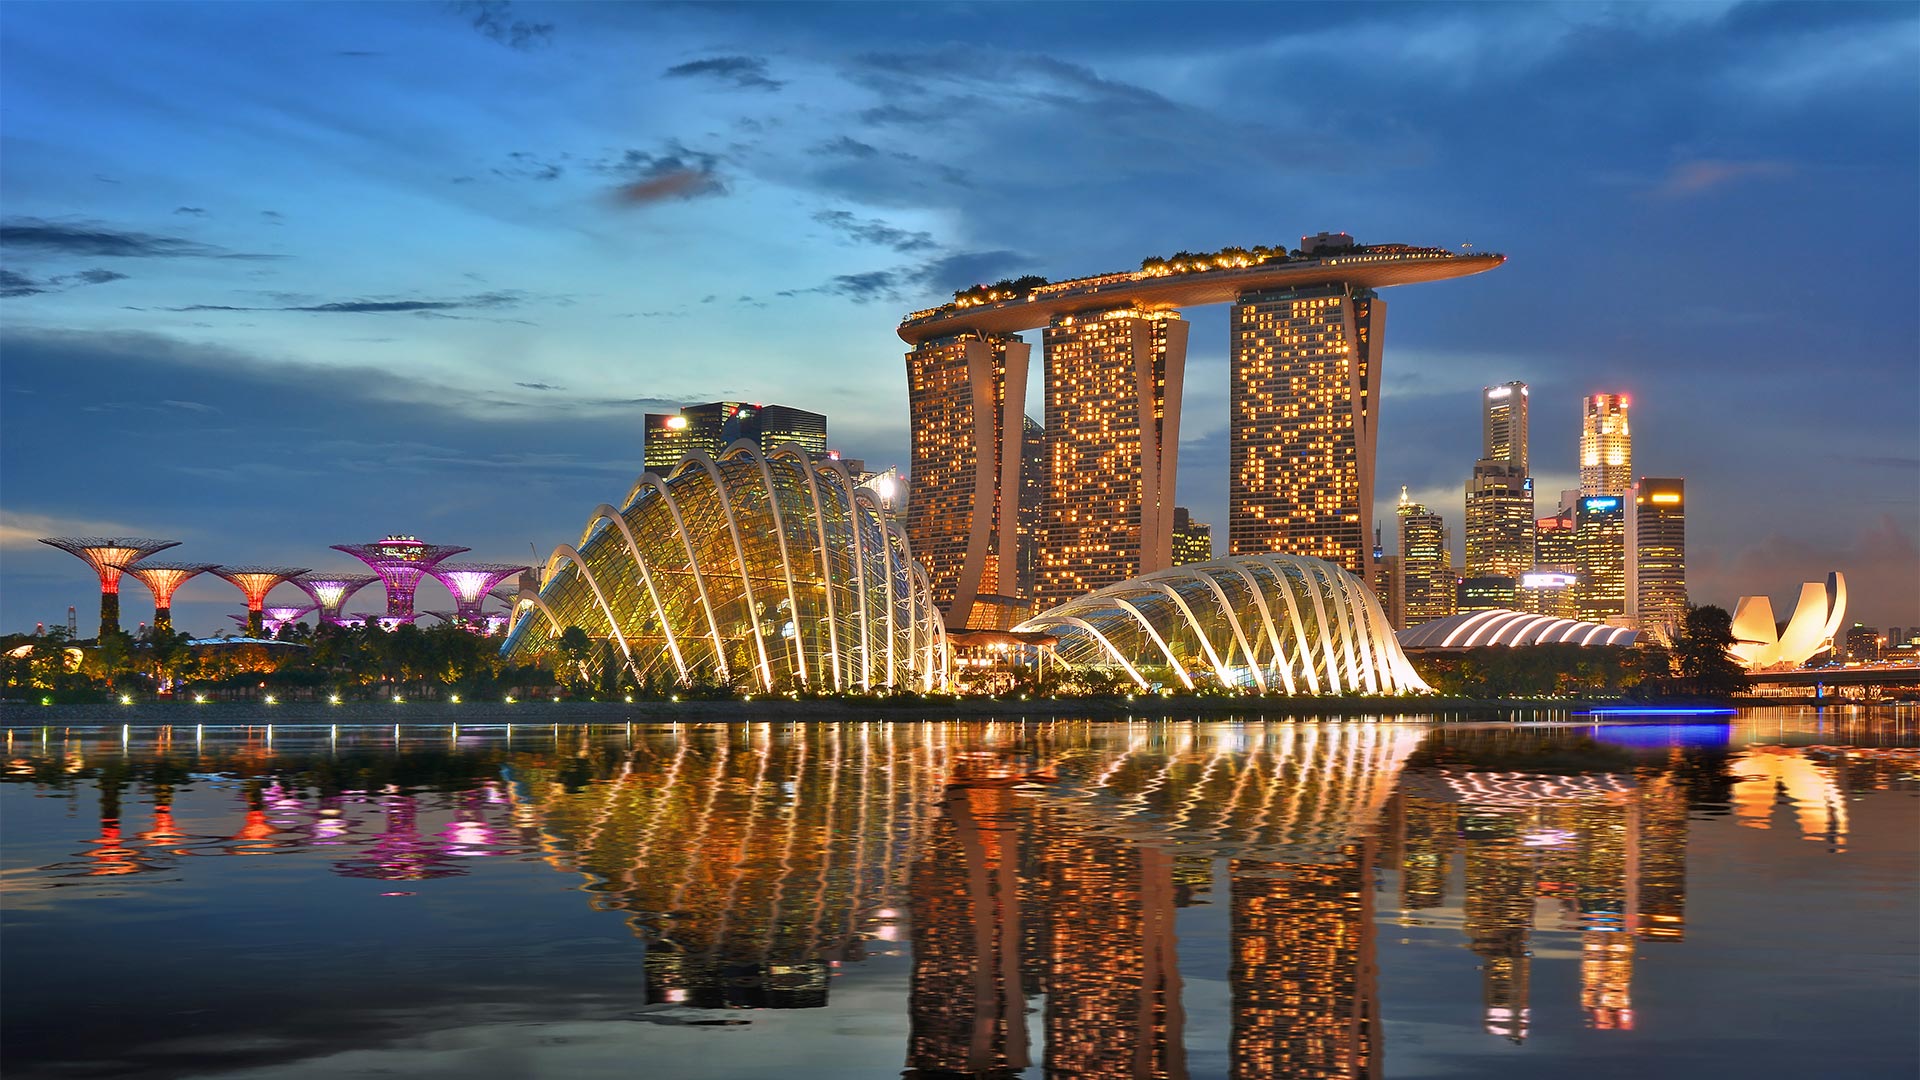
xmin=3 ymin=716 xmax=1916 ymax=1079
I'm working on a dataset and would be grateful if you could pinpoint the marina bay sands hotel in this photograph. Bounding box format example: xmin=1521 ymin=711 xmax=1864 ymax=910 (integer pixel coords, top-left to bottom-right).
xmin=901 ymin=234 xmax=1503 ymax=629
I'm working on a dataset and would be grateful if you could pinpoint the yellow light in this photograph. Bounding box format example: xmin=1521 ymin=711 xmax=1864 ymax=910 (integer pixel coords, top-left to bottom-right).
xmin=393 ymin=695 xmax=404 ymax=703
xmin=119 ymin=694 xmax=132 ymax=705
xmin=264 ymin=695 xmax=276 ymax=705
xmin=1650 ymin=493 xmax=1680 ymax=504
xmin=450 ymin=694 xmax=461 ymax=703
xmin=665 ymin=415 xmax=688 ymax=430
xmin=329 ymin=694 xmax=341 ymax=704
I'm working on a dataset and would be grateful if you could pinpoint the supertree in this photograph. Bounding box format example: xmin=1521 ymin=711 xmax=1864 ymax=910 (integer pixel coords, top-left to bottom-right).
xmin=38 ymin=537 xmax=181 ymax=637
xmin=120 ymin=561 xmax=218 ymax=634
xmin=290 ymin=572 xmax=380 ymax=625
xmin=430 ymin=563 xmax=529 ymax=627
xmin=262 ymin=604 xmax=317 ymax=637
xmin=331 ymin=536 xmax=469 ymax=621
xmin=212 ymin=567 xmax=308 ymax=637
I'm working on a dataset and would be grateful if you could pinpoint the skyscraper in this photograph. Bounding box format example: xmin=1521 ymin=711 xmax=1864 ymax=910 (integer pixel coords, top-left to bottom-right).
xmin=1016 ymin=415 xmax=1045 ymax=599
xmin=1579 ymin=394 xmax=1631 ymax=496
xmin=1524 ymin=509 xmax=1579 ymax=617
xmin=1483 ymin=381 xmax=1530 ymax=473
xmin=1036 ymin=307 xmax=1187 ymax=608
xmin=643 ymin=401 xmax=828 ymax=471
xmin=1397 ymin=489 xmax=1455 ymax=627
xmin=1626 ymin=477 xmax=1687 ymax=633
xmin=1229 ymin=283 xmax=1383 ymax=576
xmin=1171 ymin=506 xmax=1214 ymax=566
xmin=1575 ymin=495 xmax=1627 ymax=621
xmin=905 ymin=332 xmax=1032 ymax=628
xmin=1465 ymin=461 xmax=1535 ymax=580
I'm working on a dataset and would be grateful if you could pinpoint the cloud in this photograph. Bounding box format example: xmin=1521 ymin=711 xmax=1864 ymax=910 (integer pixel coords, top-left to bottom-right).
xmin=1651 ymin=158 xmax=1794 ymax=198
xmin=811 ymin=135 xmax=880 ymax=159
xmin=159 ymin=291 xmax=526 ymax=315
xmin=0 ymin=267 xmax=130 ymax=298
xmin=0 ymin=508 xmax=165 ymax=549
xmin=452 ymin=1 xmax=552 ymax=50
xmin=595 ymin=143 xmax=728 ymax=206
xmin=781 ymin=249 xmax=1026 ymax=304
xmin=173 ymin=206 xmax=208 ymax=217
xmin=261 ymin=211 xmax=285 ymax=224
xmin=494 ymin=150 xmax=566 ymax=181
xmin=0 ymin=270 xmax=42 ymax=298
xmin=663 ymin=55 xmax=784 ymax=91
xmin=0 ymin=218 xmax=276 ymax=259
xmin=812 ymin=210 xmax=935 ymax=253
xmin=515 ymin=381 xmax=563 ymax=391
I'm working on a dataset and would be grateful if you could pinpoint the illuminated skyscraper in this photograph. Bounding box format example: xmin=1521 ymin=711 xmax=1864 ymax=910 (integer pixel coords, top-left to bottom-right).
xmin=1016 ymin=415 xmax=1045 ymax=598
xmin=1397 ymin=490 xmax=1455 ymax=627
xmin=1464 ymin=460 xmax=1534 ymax=580
xmin=1037 ymin=306 xmax=1187 ymax=609
xmin=1579 ymin=394 xmax=1631 ymax=496
xmin=1482 ymin=381 xmax=1530 ymax=473
xmin=906 ymin=333 xmax=1032 ymax=628
xmin=1625 ymin=477 xmax=1687 ymax=634
xmin=1171 ymin=506 xmax=1214 ymax=566
xmin=642 ymin=411 xmax=702 ymax=471
xmin=644 ymin=401 xmax=828 ymax=471
xmin=1229 ymin=284 xmax=1382 ymax=576
xmin=1524 ymin=509 xmax=1579 ymax=618
xmin=1574 ymin=495 xmax=1627 ymax=622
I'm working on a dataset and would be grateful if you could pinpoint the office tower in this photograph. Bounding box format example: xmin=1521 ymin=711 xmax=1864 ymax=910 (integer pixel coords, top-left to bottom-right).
xmin=1482 ymin=381 xmax=1530 ymax=472
xmin=1016 ymin=415 xmax=1045 ymax=598
xmin=1524 ymin=509 xmax=1579 ymax=617
xmin=644 ymin=401 xmax=828 ymax=472
xmin=1625 ymin=477 xmax=1687 ymax=633
xmin=1036 ymin=307 xmax=1188 ymax=608
xmin=1457 ymin=575 xmax=1516 ymax=613
xmin=1465 ymin=460 xmax=1534 ymax=579
xmin=1397 ymin=490 xmax=1455 ymax=627
xmin=1373 ymin=554 xmax=1405 ymax=631
xmin=1230 ymin=847 xmax=1379 ymax=1079
xmin=1171 ymin=506 xmax=1214 ymax=566
xmin=905 ymin=332 xmax=1032 ymax=627
xmin=1229 ymin=283 xmax=1383 ymax=576
xmin=1575 ymin=495 xmax=1627 ymax=621
xmin=1579 ymin=394 xmax=1631 ymax=496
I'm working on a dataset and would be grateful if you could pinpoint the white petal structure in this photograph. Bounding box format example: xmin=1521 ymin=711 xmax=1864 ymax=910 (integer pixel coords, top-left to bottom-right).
xmin=501 ymin=442 xmax=948 ymax=691
xmin=1397 ymin=609 xmax=1639 ymax=649
xmin=1728 ymin=571 xmax=1846 ymax=670
xmin=1014 ymin=554 xmax=1428 ymax=694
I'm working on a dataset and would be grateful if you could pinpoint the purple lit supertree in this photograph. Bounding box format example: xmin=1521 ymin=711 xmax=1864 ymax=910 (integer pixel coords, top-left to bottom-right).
xmin=38 ymin=537 xmax=181 ymax=637
xmin=211 ymin=566 xmax=308 ymax=637
xmin=262 ymin=604 xmax=316 ymax=638
xmin=290 ymin=572 xmax=380 ymax=625
xmin=331 ymin=536 xmax=469 ymax=621
xmin=430 ymin=563 xmax=529 ymax=627
xmin=120 ymin=561 xmax=218 ymax=634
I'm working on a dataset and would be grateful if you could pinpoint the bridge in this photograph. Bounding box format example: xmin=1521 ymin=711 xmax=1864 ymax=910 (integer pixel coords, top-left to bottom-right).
xmin=1745 ymin=664 xmax=1920 ymax=698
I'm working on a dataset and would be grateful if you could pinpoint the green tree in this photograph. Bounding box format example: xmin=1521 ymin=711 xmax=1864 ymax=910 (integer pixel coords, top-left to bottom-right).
xmin=1673 ymin=604 xmax=1745 ymax=697
xmin=558 ymin=625 xmax=592 ymax=688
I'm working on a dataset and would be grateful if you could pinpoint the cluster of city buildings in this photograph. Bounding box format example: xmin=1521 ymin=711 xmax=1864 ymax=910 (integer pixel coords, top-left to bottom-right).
xmin=37 ymin=534 xmax=526 ymax=640
xmin=1381 ymin=387 xmax=1689 ymax=638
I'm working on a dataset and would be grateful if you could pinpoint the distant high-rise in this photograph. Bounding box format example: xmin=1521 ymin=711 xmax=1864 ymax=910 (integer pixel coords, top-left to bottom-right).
xmin=1036 ymin=307 xmax=1187 ymax=609
xmin=1482 ymin=382 xmax=1530 ymax=473
xmin=1397 ymin=490 xmax=1455 ymax=627
xmin=1465 ymin=460 xmax=1534 ymax=580
xmin=1626 ymin=477 xmax=1687 ymax=633
xmin=1579 ymin=394 xmax=1631 ymax=496
xmin=644 ymin=401 xmax=827 ymax=472
xmin=1230 ymin=284 xmax=1382 ymax=576
xmin=906 ymin=332 xmax=1032 ymax=628
xmin=1016 ymin=415 xmax=1045 ymax=598
xmin=1171 ymin=506 xmax=1214 ymax=566
xmin=1524 ymin=509 xmax=1579 ymax=618
xmin=1574 ymin=495 xmax=1627 ymax=621
xmin=1457 ymin=575 xmax=1517 ymax=613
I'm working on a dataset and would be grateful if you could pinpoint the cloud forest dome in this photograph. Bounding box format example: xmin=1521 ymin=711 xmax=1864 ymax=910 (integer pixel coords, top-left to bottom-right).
xmin=1015 ymin=554 xmax=1427 ymax=694
xmin=501 ymin=442 xmax=947 ymax=692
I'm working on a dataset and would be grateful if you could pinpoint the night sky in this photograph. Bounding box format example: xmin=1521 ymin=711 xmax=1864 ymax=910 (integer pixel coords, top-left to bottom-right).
xmin=2 ymin=1 xmax=1915 ymax=636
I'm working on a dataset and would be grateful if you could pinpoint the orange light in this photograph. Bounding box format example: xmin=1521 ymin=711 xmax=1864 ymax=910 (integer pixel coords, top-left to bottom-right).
xmin=1649 ymin=493 xmax=1680 ymax=504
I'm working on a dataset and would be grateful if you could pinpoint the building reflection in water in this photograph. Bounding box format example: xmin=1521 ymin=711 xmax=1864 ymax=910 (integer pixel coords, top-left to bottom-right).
xmin=8 ymin=722 xmax=1916 ymax=1077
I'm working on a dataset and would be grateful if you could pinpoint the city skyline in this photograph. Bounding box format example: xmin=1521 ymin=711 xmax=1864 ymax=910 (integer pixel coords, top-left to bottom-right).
xmin=2 ymin=3 xmax=1916 ymax=635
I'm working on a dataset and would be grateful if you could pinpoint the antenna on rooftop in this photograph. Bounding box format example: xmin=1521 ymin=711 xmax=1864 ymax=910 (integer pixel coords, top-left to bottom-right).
xmin=67 ymin=606 xmax=77 ymax=637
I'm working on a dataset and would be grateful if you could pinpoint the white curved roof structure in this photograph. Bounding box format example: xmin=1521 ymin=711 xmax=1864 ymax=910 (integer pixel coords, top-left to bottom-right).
xmin=1013 ymin=554 xmax=1427 ymax=694
xmin=1729 ymin=572 xmax=1846 ymax=670
xmin=501 ymin=442 xmax=947 ymax=692
xmin=1397 ymin=609 xmax=1639 ymax=650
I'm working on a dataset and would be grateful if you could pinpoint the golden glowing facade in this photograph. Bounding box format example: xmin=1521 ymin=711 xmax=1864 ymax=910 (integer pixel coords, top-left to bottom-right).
xmin=1579 ymin=394 xmax=1631 ymax=496
xmin=1482 ymin=381 xmax=1530 ymax=473
xmin=1625 ymin=477 xmax=1686 ymax=633
xmin=1396 ymin=492 xmax=1455 ymax=628
xmin=1171 ymin=506 xmax=1213 ymax=567
xmin=905 ymin=332 xmax=1032 ymax=630
xmin=1464 ymin=460 xmax=1534 ymax=580
xmin=1230 ymin=284 xmax=1382 ymax=575
xmin=1525 ymin=510 xmax=1579 ymax=618
xmin=1037 ymin=306 xmax=1187 ymax=609
xmin=1574 ymin=495 xmax=1626 ymax=622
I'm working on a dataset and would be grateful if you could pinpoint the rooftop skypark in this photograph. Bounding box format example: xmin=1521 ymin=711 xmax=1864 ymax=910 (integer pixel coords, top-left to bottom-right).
xmin=38 ymin=537 xmax=182 ymax=637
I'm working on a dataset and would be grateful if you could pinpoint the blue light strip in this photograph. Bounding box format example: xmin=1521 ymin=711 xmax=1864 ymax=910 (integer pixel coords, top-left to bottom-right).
xmin=1574 ymin=706 xmax=1737 ymax=717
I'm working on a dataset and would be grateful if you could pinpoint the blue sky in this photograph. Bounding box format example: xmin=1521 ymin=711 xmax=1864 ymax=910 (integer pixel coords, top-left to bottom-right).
xmin=2 ymin=1 xmax=1916 ymax=636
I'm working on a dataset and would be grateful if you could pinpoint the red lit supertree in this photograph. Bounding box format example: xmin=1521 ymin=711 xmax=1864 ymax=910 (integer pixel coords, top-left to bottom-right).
xmin=120 ymin=561 xmax=218 ymax=634
xmin=290 ymin=572 xmax=380 ymax=625
xmin=431 ymin=563 xmax=529 ymax=627
xmin=38 ymin=537 xmax=181 ymax=637
xmin=212 ymin=566 xmax=308 ymax=637
xmin=331 ymin=535 xmax=469 ymax=621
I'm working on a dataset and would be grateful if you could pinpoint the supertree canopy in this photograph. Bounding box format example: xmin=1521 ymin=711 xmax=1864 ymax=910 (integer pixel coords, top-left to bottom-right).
xmin=120 ymin=561 xmax=218 ymax=634
xmin=262 ymin=605 xmax=316 ymax=637
xmin=291 ymin=572 xmax=380 ymax=625
xmin=430 ymin=563 xmax=529 ymax=626
xmin=332 ymin=536 xmax=469 ymax=619
xmin=212 ymin=566 xmax=308 ymax=637
xmin=39 ymin=537 xmax=181 ymax=637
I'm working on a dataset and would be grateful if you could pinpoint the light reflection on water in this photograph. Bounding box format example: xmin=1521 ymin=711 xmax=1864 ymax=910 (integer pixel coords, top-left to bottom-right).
xmin=2 ymin=709 xmax=1915 ymax=1080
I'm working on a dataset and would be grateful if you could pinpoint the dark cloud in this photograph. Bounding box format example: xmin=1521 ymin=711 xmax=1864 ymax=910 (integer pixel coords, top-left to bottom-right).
xmin=494 ymin=150 xmax=566 ymax=181
xmin=812 ymin=209 xmax=934 ymax=252
xmin=811 ymin=135 xmax=879 ymax=159
xmin=260 ymin=210 xmax=285 ymax=224
xmin=159 ymin=291 xmax=525 ymax=315
xmin=335 ymin=50 xmax=383 ymax=57
xmin=173 ymin=206 xmax=208 ymax=217
xmin=663 ymin=55 xmax=783 ymax=92
xmin=515 ymin=381 xmax=563 ymax=391
xmin=0 ymin=267 xmax=130 ymax=299
xmin=452 ymin=1 xmax=552 ymax=50
xmin=0 ymin=270 xmax=42 ymax=298
xmin=0 ymin=218 xmax=277 ymax=260
xmin=780 ymin=249 xmax=1025 ymax=305
xmin=594 ymin=142 xmax=728 ymax=205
